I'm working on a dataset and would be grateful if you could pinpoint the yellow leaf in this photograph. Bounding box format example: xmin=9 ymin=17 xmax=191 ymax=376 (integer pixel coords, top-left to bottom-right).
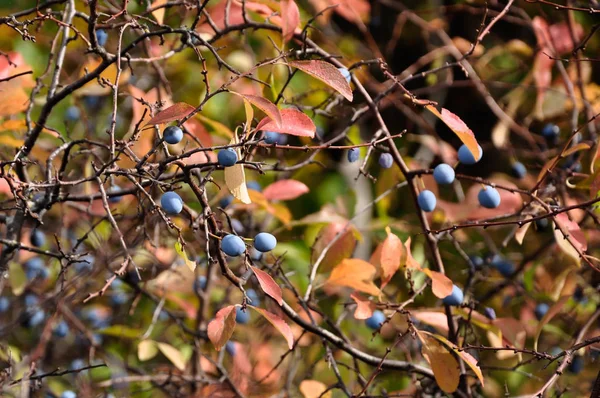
xmin=157 ymin=342 xmax=187 ymax=371
xmin=0 ymin=134 xmax=24 ymax=148
xmin=417 ymin=330 xmax=460 ymax=393
xmin=326 ymin=259 xmax=381 ymax=296
xmin=247 ymin=190 xmax=291 ymax=225
xmin=174 ymin=241 xmax=196 ymax=272
xmin=77 ymin=57 xmax=130 ymax=97
xmin=195 ymin=114 xmax=234 ymax=138
xmin=299 ymin=380 xmax=331 ymax=398
xmin=151 ymin=0 xmax=168 ymax=24
xmin=224 ymin=133 xmax=251 ymax=204
xmin=138 ymin=340 xmax=158 ymax=361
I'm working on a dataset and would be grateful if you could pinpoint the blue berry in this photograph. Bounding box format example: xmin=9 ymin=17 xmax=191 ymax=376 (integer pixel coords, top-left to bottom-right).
xmin=347 ymin=148 xmax=360 ymax=163
xmin=246 ymin=289 xmax=260 ymax=305
xmin=338 ymin=67 xmax=351 ymax=83
xmin=220 ymin=195 xmax=234 ymax=208
xmin=231 ymin=219 xmax=244 ymax=235
xmin=24 ymin=257 xmax=46 ymax=280
xmin=250 ymin=247 xmax=263 ymax=262
xmin=95 ymin=29 xmax=108 ymax=46
xmin=254 ymin=232 xmax=277 ymax=253
xmin=225 ymin=341 xmax=236 ymax=356
xmin=490 ymin=255 xmax=514 ymax=277
xmin=417 ymin=190 xmax=437 ymax=212
xmin=247 ymin=181 xmax=261 ymax=192
xmin=478 ymin=186 xmax=501 ymax=209
xmin=378 ymin=153 xmax=393 ymax=169
xmin=433 ymin=163 xmax=455 ymax=184
xmin=365 ymin=310 xmax=385 ymax=330
xmin=83 ymin=95 xmax=101 ymax=109
xmin=161 ymin=191 xmax=183 ymax=215
xmin=469 ymin=256 xmax=484 ymax=268
xmin=534 ymin=303 xmax=549 ymax=320
xmin=28 ymin=308 xmax=45 ymax=327
xmin=442 ymin=285 xmax=464 ymax=306
xmin=458 ymin=144 xmax=483 ymax=165
xmin=108 ymin=185 xmax=123 ymax=203
xmin=484 ymin=307 xmax=496 ymax=320
xmin=25 ymin=294 xmax=39 ymax=307
xmin=511 ymin=162 xmax=527 ymax=179
xmin=53 ymin=320 xmax=69 ymax=337
xmin=75 ymin=254 xmax=94 ymax=273
xmin=542 ymin=123 xmax=559 ymax=140
xmin=235 ymin=307 xmax=250 ymax=324
xmin=110 ymin=292 xmax=129 ymax=306
xmin=568 ymin=354 xmax=584 ymax=374
xmin=163 ymin=126 xmax=183 ymax=145
xmin=65 ymin=106 xmax=80 ymax=121
xmin=218 ymin=148 xmax=238 ymax=167
xmin=194 ymin=276 xmax=207 ymax=291
xmin=221 ymin=234 xmax=246 ymax=257
xmin=0 ymin=297 xmax=9 ymax=312
xmin=535 ymin=217 xmax=549 ymax=230
xmin=264 ymin=131 xmax=281 ymax=144
xmin=30 ymin=229 xmax=46 ymax=247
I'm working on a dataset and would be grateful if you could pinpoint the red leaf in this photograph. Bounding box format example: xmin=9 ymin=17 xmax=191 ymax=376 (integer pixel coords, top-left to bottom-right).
xmin=251 ymin=266 xmax=283 ymax=306
xmin=281 ymin=0 xmax=300 ymax=42
xmin=263 ymin=179 xmax=309 ymax=201
xmin=207 ymin=305 xmax=237 ymax=351
xmin=232 ymin=93 xmax=282 ymax=127
xmin=287 ymin=60 xmax=353 ymax=102
xmin=350 ymin=292 xmax=375 ymax=320
xmin=554 ymin=213 xmax=587 ymax=252
xmin=144 ymin=102 xmax=195 ymax=127
xmin=250 ymin=306 xmax=294 ymax=349
xmin=256 ymin=108 xmax=316 ymax=138
xmin=312 ymin=222 xmax=358 ymax=273
xmin=425 ymin=106 xmax=480 ymax=161
xmin=379 ymin=227 xmax=402 ymax=288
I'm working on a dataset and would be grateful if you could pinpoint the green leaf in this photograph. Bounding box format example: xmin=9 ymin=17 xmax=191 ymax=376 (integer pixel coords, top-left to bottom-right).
xmin=9 ymin=262 xmax=27 ymax=296
xmin=98 ymin=325 xmax=142 ymax=339
xmin=174 ymin=241 xmax=196 ymax=272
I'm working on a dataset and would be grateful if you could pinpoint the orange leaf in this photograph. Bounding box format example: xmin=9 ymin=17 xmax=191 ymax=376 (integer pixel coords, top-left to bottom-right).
xmin=326 ymin=259 xmax=380 ymax=296
xmin=232 ymin=93 xmax=282 ymax=127
xmin=144 ymin=102 xmax=195 ymax=127
xmin=412 ymin=311 xmax=450 ymax=334
xmin=403 ymin=237 xmax=421 ymax=270
xmin=250 ymin=306 xmax=294 ymax=349
xmin=417 ymin=331 xmax=460 ymax=393
xmin=380 ymin=227 xmax=402 ymax=288
xmin=281 ymin=0 xmax=300 ymax=42
xmin=424 ymin=270 xmax=453 ymax=299
xmin=425 ymin=106 xmax=480 ymax=161
xmin=311 ymin=222 xmax=358 ymax=273
xmin=151 ymin=0 xmax=168 ymax=24
xmin=207 ymin=305 xmax=237 ymax=351
xmin=263 ymin=179 xmax=309 ymax=201
xmin=256 ymin=108 xmax=316 ymax=138
xmin=299 ymin=380 xmax=331 ymax=398
xmin=251 ymin=266 xmax=283 ymax=306
xmin=350 ymin=292 xmax=375 ymax=320
xmin=554 ymin=213 xmax=587 ymax=265
xmin=287 ymin=60 xmax=353 ymax=102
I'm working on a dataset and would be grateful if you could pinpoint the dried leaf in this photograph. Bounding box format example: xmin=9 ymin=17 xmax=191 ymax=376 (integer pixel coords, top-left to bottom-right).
xmin=287 ymin=60 xmax=353 ymax=101
xmin=350 ymin=292 xmax=375 ymax=320
xmin=553 ymin=213 xmax=587 ymax=265
xmin=299 ymin=380 xmax=331 ymax=398
xmin=256 ymin=108 xmax=316 ymax=138
xmin=380 ymin=227 xmax=402 ymax=288
xmin=138 ymin=340 xmax=158 ymax=361
xmin=251 ymin=266 xmax=283 ymax=306
xmin=144 ymin=102 xmax=195 ymax=127
xmin=326 ymin=259 xmax=381 ymax=296
xmin=263 ymin=179 xmax=309 ymax=201
xmin=250 ymin=306 xmax=294 ymax=349
xmin=417 ymin=331 xmax=460 ymax=393
xmin=281 ymin=0 xmax=300 ymax=42
xmin=515 ymin=215 xmax=533 ymax=245
xmin=425 ymin=106 xmax=480 ymax=161
xmin=157 ymin=342 xmax=187 ymax=371
xmin=207 ymin=305 xmax=237 ymax=351
xmin=224 ymin=134 xmax=251 ymax=204
xmin=174 ymin=242 xmax=196 ymax=272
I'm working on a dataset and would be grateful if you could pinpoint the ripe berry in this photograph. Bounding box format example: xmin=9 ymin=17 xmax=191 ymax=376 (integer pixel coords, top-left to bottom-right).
xmin=250 ymin=247 xmax=263 ymax=261
xmin=442 ymin=285 xmax=464 ymax=306
xmin=95 ymin=29 xmax=108 ymax=46
xmin=225 ymin=341 xmax=236 ymax=356
xmin=53 ymin=320 xmax=69 ymax=337
xmin=568 ymin=354 xmax=584 ymax=374
xmin=365 ymin=310 xmax=385 ymax=330
xmin=247 ymin=181 xmax=261 ymax=192
xmin=511 ymin=162 xmax=527 ymax=179
xmin=83 ymin=95 xmax=101 ymax=109
xmin=490 ymin=255 xmax=514 ymax=277
xmin=542 ymin=123 xmax=559 ymax=141
xmin=194 ymin=276 xmax=207 ymax=291
xmin=24 ymin=294 xmax=38 ymax=308
xmin=163 ymin=126 xmax=183 ymax=145
xmin=534 ymin=303 xmax=549 ymax=320
xmin=535 ymin=217 xmax=549 ymax=231
xmin=483 ymin=307 xmax=496 ymax=320
xmin=469 ymin=255 xmax=484 ymax=268
xmin=254 ymin=232 xmax=277 ymax=252
xmin=264 ymin=131 xmax=281 ymax=144
xmin=458 ymin=144 xmax=483 ymax=165
xmin=65 ymin=106 xmax=80 ymax=121
xmin=433 ymin=163 xmax=455 ymax=184
xmin=220 ymin=195 xmax=234 ymax=208
xmin=75 ymin=254 xmax=94 ymax=273
xmin=235 ymin=307 xmax=250 ymax=324
xmin=338 ymin=67 xmax=352 ymax=83
xmin=24 ymin=257 xmax=46 ymax=280
xmin=218 ymin=148 xmax=238 ymax=167
xmin=161 ymin=191 xmax=183 ymax=215
xmin=347 ymin=148 xmax=360 ymax=163
xmin=30 ymin=229 xmax=46 ymax=247
xmin=221 ymin=234 xmax=246 ymax=257
xmin=0 ymin=297 xmax=9 ymax=312
xmin=231 ymin=219 xmax=244 ymax=235
xmin=108 ymin=185 xmax=123 ymax=203
xmin=27 ymin=308 xmax=46 ymax=327
xmin=478 ymin=186 xmax=501 ymax=209
xmin=378 ymin=153 xmax=393 ymax=169
xmin=417 ymin=190 xmax=437 ymax=212
xmin=246 ymin=289 xmax=260 ymax=305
